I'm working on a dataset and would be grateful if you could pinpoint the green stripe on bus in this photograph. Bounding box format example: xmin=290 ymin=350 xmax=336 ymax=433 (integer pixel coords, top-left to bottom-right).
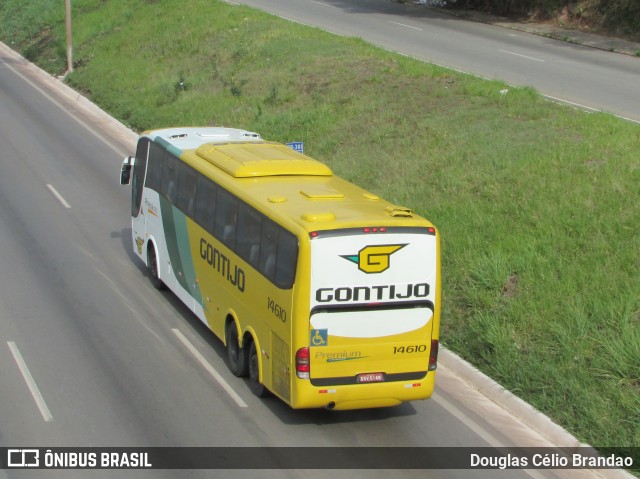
xmin=160 ymin=197 xmax=189 ymax=293
xmin=153 ymin=137 xmax=183 ymax=159
xmin=173 ymin=208 xmax=203 ymax=305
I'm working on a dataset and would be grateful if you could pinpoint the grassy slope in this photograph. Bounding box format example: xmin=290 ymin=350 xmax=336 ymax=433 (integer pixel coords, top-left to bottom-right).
xmin=1 ymin=0 xmax=638 ymax=458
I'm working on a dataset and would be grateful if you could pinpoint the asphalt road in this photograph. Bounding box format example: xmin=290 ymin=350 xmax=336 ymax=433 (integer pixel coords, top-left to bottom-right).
xmin=0 ymin=45 xmax=620 ymax=479
xmin=228 ymin=0 xmax=640 ymax=123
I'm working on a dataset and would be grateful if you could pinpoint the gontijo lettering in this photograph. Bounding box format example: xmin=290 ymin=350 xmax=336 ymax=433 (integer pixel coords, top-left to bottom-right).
xmin=200 ymin=238 xmax=245 ymax=292
xmin=315 ymin=283 xmax=430 ymax=303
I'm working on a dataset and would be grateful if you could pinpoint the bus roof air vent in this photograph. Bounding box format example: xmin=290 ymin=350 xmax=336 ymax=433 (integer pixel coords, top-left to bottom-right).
xmin=301 ymin=212 xmax=336 ymax=222
xmin=299 ymin=187 xmax=344 ymax=200
xmin=195 ymin=142 xmax=333 ymax=178
xmin=150 ymin=127 xmax=263 ymax=150
xmin=195 ymin=129 xmax=261 ymax=140
xmin=386 ymin=205 xmax=414 ymax=217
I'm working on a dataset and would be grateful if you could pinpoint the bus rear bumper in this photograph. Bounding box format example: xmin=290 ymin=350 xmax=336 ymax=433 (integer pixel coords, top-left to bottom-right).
xmin=293 ymin=375 xmax=435 ymax=410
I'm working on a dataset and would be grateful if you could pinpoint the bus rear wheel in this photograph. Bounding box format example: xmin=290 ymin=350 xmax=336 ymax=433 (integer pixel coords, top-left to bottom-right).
xmin=147 ymin=244 xmax=165 ymax=290
xmin=226 ymin=322 xmax=248 ymax=377
xmin=249 ymin=341 xmax=269 ymax=398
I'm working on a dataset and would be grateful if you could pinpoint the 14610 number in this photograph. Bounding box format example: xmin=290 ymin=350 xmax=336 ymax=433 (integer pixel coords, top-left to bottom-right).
xmin=267 ymin=297 xmax=287 ymax=323
xmin=393 ymin=344 xmax=427 ymax=354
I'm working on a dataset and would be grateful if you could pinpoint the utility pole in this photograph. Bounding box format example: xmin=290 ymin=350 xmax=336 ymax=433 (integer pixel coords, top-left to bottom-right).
xmin=65 ymin=0 xmax=73 ymax=73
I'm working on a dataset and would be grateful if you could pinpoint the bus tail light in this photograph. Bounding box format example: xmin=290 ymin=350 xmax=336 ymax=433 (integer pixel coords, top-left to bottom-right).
xmin=363 ymin=226 xmax=387 ymax=233
xmin=428 ymin=340 xmax=439 ymax=371
xmin=296 ymin=347 xmax=310 ymax=379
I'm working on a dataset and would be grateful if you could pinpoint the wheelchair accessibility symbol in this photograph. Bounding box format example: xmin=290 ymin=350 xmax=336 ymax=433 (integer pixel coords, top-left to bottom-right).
xmin=311 ymin=329 xmax=328 ymax=346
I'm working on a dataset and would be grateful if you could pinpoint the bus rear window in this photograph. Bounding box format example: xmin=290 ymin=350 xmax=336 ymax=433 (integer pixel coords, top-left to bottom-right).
xmin=275 ymin=230 xmax=297 ymax=288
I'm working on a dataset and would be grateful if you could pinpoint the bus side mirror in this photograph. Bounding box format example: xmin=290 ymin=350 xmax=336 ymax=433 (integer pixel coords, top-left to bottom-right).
xmin=120 ymin=156 xmax=134 ymax=185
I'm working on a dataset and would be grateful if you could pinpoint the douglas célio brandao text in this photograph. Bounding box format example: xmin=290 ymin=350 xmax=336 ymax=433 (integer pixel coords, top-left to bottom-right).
xmin=470 ymin=452 xmax=633 ymax=469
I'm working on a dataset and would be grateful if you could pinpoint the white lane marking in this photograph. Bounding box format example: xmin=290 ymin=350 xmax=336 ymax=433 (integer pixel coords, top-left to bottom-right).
xmin=389 ymin=21 xmax=423 ymax=31
xmin=46 ymin=184 xmax=71 ymax=208
xmin=543 ymin=94 xmax=602 ymax=112
xmin=499 ymin=49 xmax=545 ymax=62
xmin=614 ymin=114 xmax=640 ymax=125
xmin=7 ymin=341 xmax=53 ymax=422
xmin=172 ymin=328 xmax=248 ymax=408
xmin=310 ymin=0 xmax=332 ymax=6
xmin=432 ymin=393 xmax=547 ymax=479
xmin=350 ymin=41 xmax=639 ymax=125
xmin=432 ymin=392 xmax=504 ymax=447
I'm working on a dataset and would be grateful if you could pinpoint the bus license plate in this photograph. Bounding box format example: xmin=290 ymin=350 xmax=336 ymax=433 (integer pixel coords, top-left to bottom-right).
xmin=357 ymin=372 xmax=384 ymax=383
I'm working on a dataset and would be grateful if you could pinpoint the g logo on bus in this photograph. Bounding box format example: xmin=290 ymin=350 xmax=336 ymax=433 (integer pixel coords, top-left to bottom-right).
xmin=341 ymin=244 xmax=407 ymax=274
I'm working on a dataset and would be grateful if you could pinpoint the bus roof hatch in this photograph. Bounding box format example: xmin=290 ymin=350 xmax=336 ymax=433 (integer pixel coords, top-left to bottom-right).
xmin=195 ymin=142 xmax=333 ymax=178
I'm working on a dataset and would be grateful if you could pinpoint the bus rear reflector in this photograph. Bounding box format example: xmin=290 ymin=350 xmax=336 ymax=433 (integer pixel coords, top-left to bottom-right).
xmin=296 ymin=347 xmax=310 ymax=379
xmin=429 ymin=339 xmax=439 ymax=371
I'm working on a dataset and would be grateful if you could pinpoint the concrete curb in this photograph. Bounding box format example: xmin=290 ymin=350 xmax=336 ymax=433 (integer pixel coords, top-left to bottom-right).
xmin=440 ymin=347 xmax=637 ymax=479
xmin=0 ymin=41 xmax=138 ymax=149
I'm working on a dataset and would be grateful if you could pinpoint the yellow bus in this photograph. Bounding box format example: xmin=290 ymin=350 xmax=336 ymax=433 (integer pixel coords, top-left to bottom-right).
xmin=120 ymin=127 xmax=441 ymax=410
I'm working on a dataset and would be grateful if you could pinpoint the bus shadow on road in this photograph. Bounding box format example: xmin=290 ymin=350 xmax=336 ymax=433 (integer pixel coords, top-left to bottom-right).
xmin=259 ymin=393 xmax=419 ymax=426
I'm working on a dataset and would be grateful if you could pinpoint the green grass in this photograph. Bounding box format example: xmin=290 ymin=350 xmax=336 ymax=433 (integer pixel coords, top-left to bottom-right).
xmin=1 ymin=0 xmax=638 ymax=461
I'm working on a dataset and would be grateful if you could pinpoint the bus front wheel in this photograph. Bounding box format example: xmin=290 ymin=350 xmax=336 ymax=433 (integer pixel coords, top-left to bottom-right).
xmin=249 ymin=341 xmax=269 ymax=398
xmin=147 ymin=244 xmax=165 ymax=290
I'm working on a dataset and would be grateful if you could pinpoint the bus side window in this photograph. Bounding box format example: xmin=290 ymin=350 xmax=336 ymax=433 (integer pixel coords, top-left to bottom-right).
xmin=131 ymin=138 xmax=149 ymax=218
xmin=145 ymin=142 xmax=163 ymax=191
xmin=214 ymin=188 xmax=238 ymax=248
xmin=275 ymin=230 xmax=298 ymax=289
xmin=236 ymin=203 xmax=263 ymax=267
xmin=259 ymin=220 xmax=278 ymax=281
xmin=194 ymin=176 xmax=217 ymax=233
xmin=162 ymin=152 xmax=179 ymax=204
xmin=176 ymin=164 xmax=197 ymax=216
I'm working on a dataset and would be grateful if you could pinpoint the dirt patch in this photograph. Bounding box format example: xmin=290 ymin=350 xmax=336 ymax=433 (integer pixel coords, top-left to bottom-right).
xmin=501 ymin=274 xmax=519 ymax=298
